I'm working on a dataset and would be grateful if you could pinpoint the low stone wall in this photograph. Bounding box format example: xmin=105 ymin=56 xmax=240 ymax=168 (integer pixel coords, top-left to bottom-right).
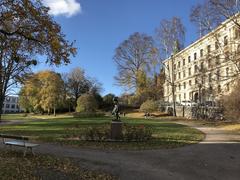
xmin=173 ymin=106 xmax=223 ymax=120
xmin=176 ymin=106 xmax=192 ymax=119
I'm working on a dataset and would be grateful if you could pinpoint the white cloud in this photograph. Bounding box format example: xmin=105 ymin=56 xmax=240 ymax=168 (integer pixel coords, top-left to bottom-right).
xmin=43 ymin=0 xmax=81 ymax=17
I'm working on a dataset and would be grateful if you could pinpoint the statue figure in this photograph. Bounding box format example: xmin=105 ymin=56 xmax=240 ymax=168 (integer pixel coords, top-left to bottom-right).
xmin=112 ymin=97 xmax=120 ymax=121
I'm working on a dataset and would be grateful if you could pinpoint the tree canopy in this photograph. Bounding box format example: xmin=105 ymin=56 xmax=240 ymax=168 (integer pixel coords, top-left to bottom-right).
xmin=0 ymin=0 xmax=77 ymax=119
xmin=19 ymin=71 xmax=65 ymax=114
xmin=114 ymin=32 xmax=159 ymax=91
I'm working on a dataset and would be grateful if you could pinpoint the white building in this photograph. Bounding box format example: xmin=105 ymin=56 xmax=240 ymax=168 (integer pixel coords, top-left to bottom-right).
xmin=163 ymin=15 xmax=240 ymax=104
xmin=2 ymin=96 xmax=22 ymax=113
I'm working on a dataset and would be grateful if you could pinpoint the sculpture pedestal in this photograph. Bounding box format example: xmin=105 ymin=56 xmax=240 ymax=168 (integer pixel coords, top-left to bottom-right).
xmin=111 ymin=121 xmax=123 ymax=140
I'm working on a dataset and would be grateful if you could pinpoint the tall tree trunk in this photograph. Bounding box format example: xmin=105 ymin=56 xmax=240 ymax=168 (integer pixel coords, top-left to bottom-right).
xmin=171 ymin=55 xmax=176 ymax=117
xmin=53 ymin=106 xmax=56 ymax=116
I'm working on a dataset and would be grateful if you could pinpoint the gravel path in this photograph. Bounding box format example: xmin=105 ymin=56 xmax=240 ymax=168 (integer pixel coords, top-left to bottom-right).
xmin=1 ymin=120 xmax=240 ymax=180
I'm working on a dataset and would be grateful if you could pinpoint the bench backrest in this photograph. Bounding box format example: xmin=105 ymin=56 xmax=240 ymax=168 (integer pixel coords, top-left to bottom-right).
xmin=0 ymin=134 xmax=28 ymax=141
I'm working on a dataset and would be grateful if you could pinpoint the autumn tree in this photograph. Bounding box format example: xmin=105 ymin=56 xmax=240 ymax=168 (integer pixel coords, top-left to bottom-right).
xmin=155 ymin=17 xmax=185 ymax=116
xmin=113 ymin=32 xmax=159 ymax=91
xmin=19 ymin=71 xmax=65 ymax=115
xmin=222 ymin=79 xmax=240 ymax=121
xmin=37 ymin=71 xmax=65 ymax=115
xmin=66 ymin=68 xmax=90 ymax=108
xmin=102 ymin=93 xmax=115 ymax=110
xmin=0 ymin=0 xmax=76 ymax=121
xmin=155 ymin=17 xmax=185 ymax=59
xmin=65 ymin=68 xmax=102 ymax=109
xmin=76 ymin=93 xmax=98 ymax=113
xmin=140 ymin=100 xmax=158 ymax=113
xmin=190 ymin=0 xmax=240 ymax=37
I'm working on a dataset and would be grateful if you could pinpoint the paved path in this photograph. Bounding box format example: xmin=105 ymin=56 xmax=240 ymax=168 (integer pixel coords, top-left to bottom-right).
xmin=1 ymin=120 xmax=240 ymax=180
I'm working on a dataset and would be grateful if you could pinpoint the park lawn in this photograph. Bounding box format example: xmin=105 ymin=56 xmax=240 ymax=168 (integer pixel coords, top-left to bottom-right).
xmin=1 ymin=113 xmax=73 ymax=121
xmin=0 ymin=116 xmax=205 ymax=150
xmin=0 ymin=150 xmax=114 ymax=180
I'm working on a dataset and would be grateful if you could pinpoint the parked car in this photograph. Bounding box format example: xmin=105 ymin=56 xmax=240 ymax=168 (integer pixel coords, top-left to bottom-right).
xmin=204 ymin=101 xmax=216 ymax=107
xmin=180 ymin=100 xmax=198 ymax=107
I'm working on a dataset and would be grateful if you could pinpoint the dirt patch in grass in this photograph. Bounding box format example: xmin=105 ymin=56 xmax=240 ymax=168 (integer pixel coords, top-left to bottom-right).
xmin=0 ymin=150 xmax=115 ymax=180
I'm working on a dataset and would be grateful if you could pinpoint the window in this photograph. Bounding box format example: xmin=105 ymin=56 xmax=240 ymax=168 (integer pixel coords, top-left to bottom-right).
xmin=208 ymin=73 xmax=212 ymax=83
xmin=237 ymin=44 xmax=240 ymax=53
xmin=234 ymin=28 xmax=240 ymax=39
xmin=174 ymin=64 xmax=176 ymax=70
xmin=195 ymin=78 xmax=198 ymax=84
xmin=183 ymin=70 xmax=186 ymax=78
xmin=178 ymin=72 xmax=181 ymax=79
xmin=216 ymin=55 xmax=220 ymax=65
xmin=188 ymin=56 xmax=191 ymax=63
xmin=207 ymin=45 xmax=211 ymax=53
xmin=215 ymin=41 xmax=219 ymax=50
xmin=209 ymin=86 xmax=213 ymax=94
xmin=201 ymin=76 xmax=205 ymax=84
xmin=183 ymin=82 xmax=186 ymax=89
xmin=188 ymin=68 xmax=191 ymax=76
xmin=184 ymin=93 xmax=186 ymax=99
xmin=208 ymin=58 xmax=212 ymax=68
xmin=189 ymin=80 xmax=192 ymax=86
xmin=174 ymin=74 xmax=176 ymax=81
xmin=200 ymin=49 xmax=203 ymax=57
xmin=194 ymin=65 xmax=198 ymax=73
xmin=218 ymin=85 xmax=221 ymax=93
xmin=200 ymin=62 xmax=204 ymax=71
xmin=6 ymin=104 xmax=10 ymax=108
xmin=166 ymin=65 xmax=169 ymax=70
xmin=11 ymin=104 xmax=15 ymax=109
xmin=225 ymin=51 xmax=229 ymax=61
xmin=179 ymin=94 xmax=181 ymax=102
xmin=217 ymin=70 xmax=220 ymax=81
xmin=6 ymin=97 xmax=10 ymax=102
xmin=178 ymin=61 xmax=180 ymax=68
xmin=194 ymin=52 xmax=197 ymax=60
xmin=189 ymin=92 xmax=192 ymax=100
xmin=183 ymin=59 xmax=185 ymax=66
xmin=179 ymin=84 xmax=181 ymax=90
xmin=226 ymin=67 xmax=229 ymax=77
xmin=226 ymin=83 xmax=230 ymax=91
xmin=224 ymin=36 xmax=228 ymax=46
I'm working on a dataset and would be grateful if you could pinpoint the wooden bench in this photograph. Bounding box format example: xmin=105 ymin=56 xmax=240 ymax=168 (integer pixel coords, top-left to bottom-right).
xmin=0 ymin=134 xmax=39 ymax=156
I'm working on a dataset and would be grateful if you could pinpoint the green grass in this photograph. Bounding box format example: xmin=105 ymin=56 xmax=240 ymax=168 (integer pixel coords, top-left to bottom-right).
xmin=0 ymin=115 xmax=205 ymax=150
xmin=0 ymin=150 xmax=115 ymax=180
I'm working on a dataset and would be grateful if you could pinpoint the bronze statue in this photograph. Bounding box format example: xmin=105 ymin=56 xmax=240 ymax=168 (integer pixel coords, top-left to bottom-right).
xmin=112 ymin=97 xmax=120 ymax=121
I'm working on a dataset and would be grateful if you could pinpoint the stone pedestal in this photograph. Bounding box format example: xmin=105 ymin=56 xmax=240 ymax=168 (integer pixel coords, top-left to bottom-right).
xmin=111 ymin=121 xmax=123 ymax=140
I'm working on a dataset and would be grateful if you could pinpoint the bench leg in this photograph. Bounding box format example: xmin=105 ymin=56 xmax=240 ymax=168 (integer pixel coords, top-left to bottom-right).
xmin=31 ymin=148 xmax=35 ymax=156
xmin=24 ymin=147 xmax=27 ymax=157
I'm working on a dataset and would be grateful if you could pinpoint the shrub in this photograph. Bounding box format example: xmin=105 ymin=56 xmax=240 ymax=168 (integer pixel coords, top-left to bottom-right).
xmin=73 ymin=112 xmax=105 ymax=118
xmin=222 ymin=80 xmax=240 ymax=121
xmin=76 ymin=93 xmax=98 ymax=113
xmin=82 ymin=126 xmax=110 ymax=141
xmin=140 ymin=100 xmax=158 ymax=113
xmin=123 ymin=125 xmax=153 ymax=141
xmin=81 ymin=124 xmax=153 ymax=141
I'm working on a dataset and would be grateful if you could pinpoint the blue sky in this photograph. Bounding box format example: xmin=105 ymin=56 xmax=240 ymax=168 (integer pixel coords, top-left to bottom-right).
xmin=37 ymin=0 xmax=203 ymax=96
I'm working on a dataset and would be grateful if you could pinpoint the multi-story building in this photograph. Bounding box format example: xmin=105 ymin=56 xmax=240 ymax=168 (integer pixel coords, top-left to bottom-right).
xmin=163 ymin=15 xmax=240 ymax=104
xmin=2 ymin=96 xmax=22 ymax=113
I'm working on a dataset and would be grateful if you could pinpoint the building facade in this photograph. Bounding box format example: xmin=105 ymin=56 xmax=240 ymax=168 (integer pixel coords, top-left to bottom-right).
xmin=163 ymin=16 xmax=240 ymax=104
xmin=2 ymin=96 xmax=22 ymax=113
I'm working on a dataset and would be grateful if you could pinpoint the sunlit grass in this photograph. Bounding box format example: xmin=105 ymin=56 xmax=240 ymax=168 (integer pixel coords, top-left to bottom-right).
xmin=0 ymin=115 xmax=205 ymax=150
